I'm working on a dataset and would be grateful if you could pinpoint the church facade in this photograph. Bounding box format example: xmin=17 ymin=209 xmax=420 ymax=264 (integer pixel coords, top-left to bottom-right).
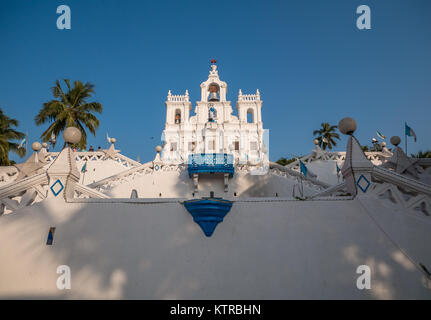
xmin=161 ymin=62 xmax=268 ymax=166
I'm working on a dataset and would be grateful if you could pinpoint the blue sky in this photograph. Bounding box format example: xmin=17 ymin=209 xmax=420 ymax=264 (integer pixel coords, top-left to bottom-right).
xmin=1 ymin=0 xmax=430 ymax=163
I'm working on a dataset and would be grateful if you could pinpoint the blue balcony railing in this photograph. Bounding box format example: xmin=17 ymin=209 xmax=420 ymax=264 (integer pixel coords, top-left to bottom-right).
xmin=187 ymin=153 xmax=234 ymax=177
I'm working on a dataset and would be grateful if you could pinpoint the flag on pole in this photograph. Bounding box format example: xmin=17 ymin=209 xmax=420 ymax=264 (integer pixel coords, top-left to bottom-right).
xmin=405 ymin=123 xmax=417 ymax=142
xmin=81 ymin=161 xmax=87 ymax=173
xmin=336 ymin=162 xmax=341 ymax=177
xmin=107 ymin=132 xmax=112 ymax=144
xmin=18 ymin=137 xmax=26 ymax=149
xmin=376 ymin=130 xmax=386 ymax=140
xmin=299 ymin=160 xmax=308 ymax=176
xmin=299 ymin=160 xmax=317 ymax=178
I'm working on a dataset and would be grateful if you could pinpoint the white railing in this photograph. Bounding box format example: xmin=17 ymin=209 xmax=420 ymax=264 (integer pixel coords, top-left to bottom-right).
xmin=269 ymin=162 xmax=330 ymax=189
xmin=0 ymin=172 xmax=49 ymax=215
xmin=238 ymin=94 xmax=260 ymax=102
xmin=373 ymin=166 xmax=431 ymax=196
xmin=167 ymin=94 xmax=189 ymax=102
xmin=45 ymin=151 xmax=141 ymax=169
xmin=286 ymin=151 xmax=390 ymax=170
xmin=74 ymin=183 xmax=110 ymax=199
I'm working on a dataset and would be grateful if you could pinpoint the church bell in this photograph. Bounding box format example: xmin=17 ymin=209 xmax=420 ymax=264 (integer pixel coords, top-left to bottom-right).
xmin=208 ymin=84 xmax=219 ymax=101
xmin=208 ymin=92 xmax=219 ymax=101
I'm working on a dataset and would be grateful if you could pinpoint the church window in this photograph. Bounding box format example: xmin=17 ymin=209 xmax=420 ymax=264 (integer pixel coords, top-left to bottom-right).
xmin=208 ymin=139 xmax=215 ymax=151
xmin=247 ymin=108 xmax=254 ymax=123
xmin=175 ymin=109 xmax=181 ymax=124
xmin=188 ymin=141 xmax=196 ymax=152
xmin=170 ymin=142 xmax=177 ymax=152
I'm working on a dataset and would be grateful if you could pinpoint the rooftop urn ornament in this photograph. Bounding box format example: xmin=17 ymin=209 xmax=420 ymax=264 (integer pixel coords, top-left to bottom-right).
xmin=338 ymin=117 xmax=373 ymax=197
xmin=390 ymin=136 xmax=401 ymax=146
xmin=384 ymin=135 xmax=419 ymax=178
xmin=36 ymin=141 xmax=49 ymax=164
xmin=31 ymin=142 xmax=42 ymax=152
xmin=153 ymin=145 xmax=163 ymax=170
xmin=312 ymin=138 xmax=326 ymax=159
xmin=47 ymin=128 xmax=81 ymax=199
xmin=14 ymin=141 xmax=46 ymax=180
xmin=63 ymin=126 xmax=82 ymax=145
xmin=338 ymin=117 xmax=357 ymax=135
xmin=103 ymin=137 xmax=120 ymax=160
xmin=380 ymin=141 xmax=392 ymax=156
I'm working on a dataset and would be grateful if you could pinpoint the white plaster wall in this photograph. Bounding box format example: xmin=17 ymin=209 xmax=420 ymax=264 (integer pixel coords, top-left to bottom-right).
xmin=0 ymin=197 xmax=430 ymax=299
xmin=74 ymin=158 xmax=131 ymax=185
xmin=104 ymin=169 xmax=320 ymax=199
xmin=304 ymin=160 xmax=341 ymax=186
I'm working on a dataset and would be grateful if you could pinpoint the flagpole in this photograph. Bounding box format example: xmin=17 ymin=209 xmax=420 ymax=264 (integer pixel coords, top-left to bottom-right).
xmin=26 ymin=132 xmax=28 ymax=160
xmin=405 ymin=129 xmax=407 ymax=155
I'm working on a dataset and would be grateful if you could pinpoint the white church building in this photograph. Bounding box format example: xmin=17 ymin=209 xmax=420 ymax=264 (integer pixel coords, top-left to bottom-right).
xmin=162 ymin=61 xmax=267 ymax=167
xmin=0 ymin=63 xmax=430 ymax=299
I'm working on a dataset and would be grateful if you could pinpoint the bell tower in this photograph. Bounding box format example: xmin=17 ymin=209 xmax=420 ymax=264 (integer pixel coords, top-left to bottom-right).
xmin=236 ymin=89 xmax=262 ymax=125
xmin=165 ymin=89 xmax=191 ymax=125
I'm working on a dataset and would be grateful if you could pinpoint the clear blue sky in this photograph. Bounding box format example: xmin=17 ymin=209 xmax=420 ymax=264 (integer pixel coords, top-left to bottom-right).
xmin=1 ymin=0 xmax=430 ymax=163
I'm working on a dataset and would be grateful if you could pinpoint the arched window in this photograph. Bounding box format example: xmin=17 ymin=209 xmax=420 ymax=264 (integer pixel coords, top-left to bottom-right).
xmin=175 ymin=109 xmax=181 ymax=124
xmin=247 ymin=108 xmax=254 ymax=123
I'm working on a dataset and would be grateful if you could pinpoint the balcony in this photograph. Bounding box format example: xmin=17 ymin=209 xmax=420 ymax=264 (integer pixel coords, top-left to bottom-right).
xmin=187 ymin=153 xmax=234 ymax=177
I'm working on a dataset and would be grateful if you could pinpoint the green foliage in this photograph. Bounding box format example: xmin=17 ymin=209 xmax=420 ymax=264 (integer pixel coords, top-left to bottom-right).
xmin=276 ymin=157 xmax=298 ymax=166
xmin=411 ymin=150 xmax=431 ymax=158
xmin=35 ymin=79 xmax=103 ymax=150
xmin=0 ymin=108 xmax=25 ymax=166
xmin=313 ymin=122 xmax=340 ymax=150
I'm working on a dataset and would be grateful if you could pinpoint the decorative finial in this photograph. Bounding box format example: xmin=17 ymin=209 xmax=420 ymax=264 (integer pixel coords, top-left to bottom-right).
xmin=106 ymin=132 xmax=116 ymax=144
xmin=32 ymin=142 xmax=42 ymax=151
xmin=390 ymin=136 xmax=401 ymax=146
xmin=211 ymin=58 xmax=217 ymax=64
xmin=168 ymin=90 xmax=171 ymax=97
xmin=185 ymin=90 xmax=189 ymax=96
xmin=63 ymin=127 xmax=82 ymax=145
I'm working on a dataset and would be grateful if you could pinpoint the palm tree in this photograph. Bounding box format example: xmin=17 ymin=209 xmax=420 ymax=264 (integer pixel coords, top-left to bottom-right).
xmin=0 ymin=108 xmax=26 ymax=165
xmin=35 ymin=79 xmax=103 ymax=150
xmin=313 ymin=123 xmax=340 ymax=150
